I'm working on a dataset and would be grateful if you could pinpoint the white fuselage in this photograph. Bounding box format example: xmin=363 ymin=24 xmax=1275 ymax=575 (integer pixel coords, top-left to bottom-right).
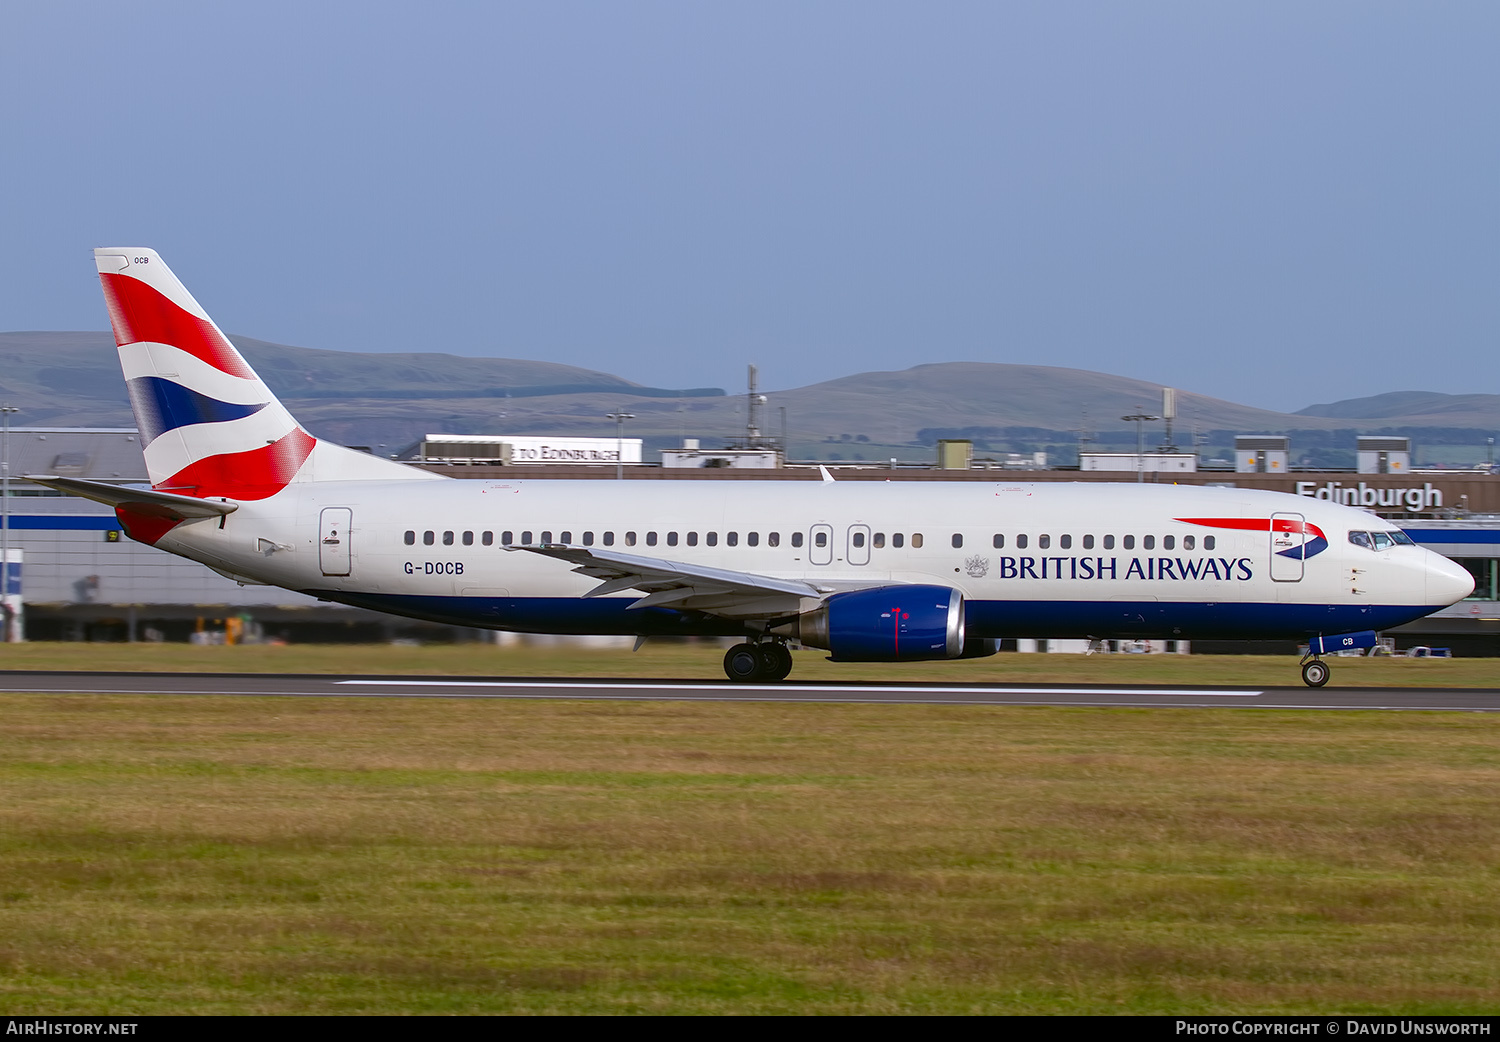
xmin=147 ymin=477 xmax=1473 ymax=641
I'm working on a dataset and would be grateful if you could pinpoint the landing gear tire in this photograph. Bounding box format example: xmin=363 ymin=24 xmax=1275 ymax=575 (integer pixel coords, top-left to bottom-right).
xmin=723 ymin=643 xmax=764 ymax=682
xmin=756 ymin=642 xmax=794 ymax=682
xmin=1301 ymin=659 xmax=1330 ymax=688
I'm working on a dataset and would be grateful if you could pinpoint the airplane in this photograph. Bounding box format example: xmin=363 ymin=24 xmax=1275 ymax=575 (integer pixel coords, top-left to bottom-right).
xmin=29 ymin=248 xmax=1474 ymax=688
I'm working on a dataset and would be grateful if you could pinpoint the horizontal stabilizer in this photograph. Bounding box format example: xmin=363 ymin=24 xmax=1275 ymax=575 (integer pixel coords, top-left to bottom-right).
xmin=26 ymin=475 xmax=238 ymax=520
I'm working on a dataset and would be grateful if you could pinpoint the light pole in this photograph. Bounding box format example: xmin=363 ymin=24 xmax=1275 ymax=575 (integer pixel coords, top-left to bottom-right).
xmin=1 ymin=404 xmax=17 ymax=643
xmin=606 ymin=411 xmax=635 ymax=480
xmin=1121 ymin=411 xmax=1158 ymax=484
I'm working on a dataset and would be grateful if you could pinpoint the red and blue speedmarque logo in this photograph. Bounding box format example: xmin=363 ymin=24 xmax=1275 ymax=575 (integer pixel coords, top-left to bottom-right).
xmin=1176 ymin=517 xmax=1329 ymax=560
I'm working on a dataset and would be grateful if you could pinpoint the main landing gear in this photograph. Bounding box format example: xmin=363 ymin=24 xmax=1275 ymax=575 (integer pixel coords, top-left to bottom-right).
xmin=723 ymin=641 xmax=794 ymax=683
xmin=1300 ymin=657 xmax=1330 ymax=688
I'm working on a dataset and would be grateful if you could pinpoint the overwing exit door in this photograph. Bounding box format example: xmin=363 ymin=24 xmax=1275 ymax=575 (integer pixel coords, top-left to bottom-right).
xmin=847 ymin=524 xmax=871 ymax=566
xmin=810 ymin=524 xmax=833 ymax=565
xmin=320 ymin=507 xmax=352 ymax=576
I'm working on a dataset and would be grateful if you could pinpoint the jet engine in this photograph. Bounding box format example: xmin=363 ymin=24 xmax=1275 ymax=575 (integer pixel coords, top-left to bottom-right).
xmin=775 ymin=585 xmax=965 ymax=661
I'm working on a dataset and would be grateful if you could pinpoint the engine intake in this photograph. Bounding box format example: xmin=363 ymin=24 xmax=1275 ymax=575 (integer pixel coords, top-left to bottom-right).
xmin=778 ymin=585 xmax=965 ymax=661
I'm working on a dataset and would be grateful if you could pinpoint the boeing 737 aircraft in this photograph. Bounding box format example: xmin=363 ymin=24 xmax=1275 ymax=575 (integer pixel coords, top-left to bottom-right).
xmin=30 ymin=249 xmax=1474 ymax=687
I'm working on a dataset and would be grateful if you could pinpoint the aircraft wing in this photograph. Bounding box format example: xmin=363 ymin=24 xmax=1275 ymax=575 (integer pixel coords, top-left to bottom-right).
xmin=517 ymin=544 xmax=830 ymax=619
xmin=25 ymin=475 xmax=238 ymax=520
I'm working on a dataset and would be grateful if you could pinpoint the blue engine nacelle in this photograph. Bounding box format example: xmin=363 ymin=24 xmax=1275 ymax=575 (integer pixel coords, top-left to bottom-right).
xmin=781 ymin=585 xmax=965 ymax=661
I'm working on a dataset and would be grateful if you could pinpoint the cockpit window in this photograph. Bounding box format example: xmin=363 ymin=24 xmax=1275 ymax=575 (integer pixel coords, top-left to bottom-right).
xmin=1349 ymin=531 xmax=1373 ymax=550
xmin=1371 ymin=531 xmax=1393 ymax=551
xmin=1389 ymin=530 xmax=1414 ymax=546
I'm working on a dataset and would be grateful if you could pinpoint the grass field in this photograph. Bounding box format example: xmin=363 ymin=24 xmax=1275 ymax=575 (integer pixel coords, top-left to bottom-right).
xmin=2 ymin=676 xmax=1500 ymax=1014
xmin=0 ymin=640 xmax=1495 ymax=688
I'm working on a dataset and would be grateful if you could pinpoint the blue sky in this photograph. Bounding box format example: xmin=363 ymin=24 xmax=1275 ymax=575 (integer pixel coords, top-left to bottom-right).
xmin=2 ymin=2 xmax=1495 ymax=412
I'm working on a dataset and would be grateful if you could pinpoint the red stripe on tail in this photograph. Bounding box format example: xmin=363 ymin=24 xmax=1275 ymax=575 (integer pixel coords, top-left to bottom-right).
xmin=99 ymin=272 xmax=256 ymax=379
xmin=157 ymin=428 xmax=316 ymax=500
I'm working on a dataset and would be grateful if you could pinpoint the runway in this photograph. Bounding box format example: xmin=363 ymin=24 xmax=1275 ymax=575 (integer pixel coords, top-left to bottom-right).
xmin=1 ymin=671 xmax=1498 ymax=711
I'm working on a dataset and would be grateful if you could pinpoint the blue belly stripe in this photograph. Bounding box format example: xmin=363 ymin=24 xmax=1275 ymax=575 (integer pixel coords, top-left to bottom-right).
xmin=306 ymin=591 xmax=1440 ymax=641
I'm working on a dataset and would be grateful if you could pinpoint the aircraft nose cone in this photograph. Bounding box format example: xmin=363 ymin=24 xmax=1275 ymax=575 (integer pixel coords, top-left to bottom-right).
xmin=1426 ymin=552 xmax=1475 ymax=606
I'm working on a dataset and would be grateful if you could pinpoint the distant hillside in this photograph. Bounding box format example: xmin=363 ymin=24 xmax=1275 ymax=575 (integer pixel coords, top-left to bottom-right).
xmin=3 ymin=332 xmax=1495 ymax=455
xmin=1298 ymin=390 xmax=1500 ymax=427
xmin=0 ymin=331 xmax=720 ymax=433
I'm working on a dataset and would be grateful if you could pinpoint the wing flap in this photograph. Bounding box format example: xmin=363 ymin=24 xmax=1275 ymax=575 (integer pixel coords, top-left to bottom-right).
xmin=516 ymin=544 xmax=827 ymax=619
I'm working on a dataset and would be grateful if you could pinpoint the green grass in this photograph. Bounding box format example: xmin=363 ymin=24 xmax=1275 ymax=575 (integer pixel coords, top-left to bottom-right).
xmin=0 ymin=640 xmax=1494 ymax=688
xmin=1 ymin=694 xmax=1499 ymax=1013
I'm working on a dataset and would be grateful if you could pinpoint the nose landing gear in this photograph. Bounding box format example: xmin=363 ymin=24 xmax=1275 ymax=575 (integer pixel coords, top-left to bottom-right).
xmin=723 ymin=641 xmax=794 ymax=683
xmin=1300 ymin=657 xmax=1330 ymax=688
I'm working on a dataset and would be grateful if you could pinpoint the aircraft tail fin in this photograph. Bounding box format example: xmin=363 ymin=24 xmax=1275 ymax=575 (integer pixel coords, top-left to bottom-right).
xmin=94 ymin=249 xmax=439 ymax=498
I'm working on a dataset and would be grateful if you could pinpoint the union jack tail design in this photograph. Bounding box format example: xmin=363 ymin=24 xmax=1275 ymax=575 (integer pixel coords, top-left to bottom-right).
xmin=95 ymin=248 xmax=435 ymax=499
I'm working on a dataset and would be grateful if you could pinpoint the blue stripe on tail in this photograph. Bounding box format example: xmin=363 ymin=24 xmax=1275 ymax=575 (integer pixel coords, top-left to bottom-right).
xmin=126 ymin=376 xmax=268 ymax=444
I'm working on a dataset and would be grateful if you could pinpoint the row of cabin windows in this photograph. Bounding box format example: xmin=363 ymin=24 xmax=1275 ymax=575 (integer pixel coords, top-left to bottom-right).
xmin=965 ymin=533 xmax=1215 ymax=551
xmin=400 ymin=529 xmax=1213 ymax=552
xmin=403 ymin=529 xmax=929 ymax=548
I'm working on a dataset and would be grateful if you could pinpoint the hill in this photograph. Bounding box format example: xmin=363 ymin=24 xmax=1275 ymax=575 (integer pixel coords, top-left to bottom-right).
xmin=2 ymin=332 xmax=1496 ymax=456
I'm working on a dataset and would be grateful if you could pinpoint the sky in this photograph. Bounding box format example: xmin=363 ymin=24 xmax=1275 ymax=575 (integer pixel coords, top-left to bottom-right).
xmin=2 ymin=1 xmax=1496 ymax=413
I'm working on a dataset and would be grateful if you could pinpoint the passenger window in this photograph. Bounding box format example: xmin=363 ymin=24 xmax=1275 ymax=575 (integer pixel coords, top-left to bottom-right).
xmin=1123 ymin=535 xmax=1135 ymax=550
xmin=873 ymin=533 xmax=885 ymax=548
xmin=604 ymin=532 xmax=615 ymax=546
xmin=482 ymin=531 xmax=493 ymax=546
xmin=993 ymin=534 xmax=1004 ymax=549
xmin=423 ymin=531 xmax=435 ymax=545
xmin=502 ymin=531 xmax=513 ymax=545
xmin=911 ymin=533 xmax=924 ymax=548
xmin=769 ymin=532 xmax=780 ymax=547
xmin=1204 ymin=536 xmax=1215 ymax=551
xmin=1183 ymin=535 xmax=1194 ymax=551
xmin=687 ymin=532 xmax=698 ymax=546
xmin=624 ymin=532 xmax=635 ymax=546
xmin=815 ymin=531 xmax=828 ymax=548
xmin=853 ymin=532 xmax=866 ymax=548
xmin=747 ymin=532 xmax=759 ymax=546
xmin=404 ymin=531 xmax=415 ymax=545
xmin=559 ymin=531 xmax=572 ymax=544
xmin=792 ymin=532 xmax=804 ymax=548
xmin=1083 ymin=534 xmax=1094 ymax=550
xmin=892 ymin=533 xmax=904 ymax=548
xmin=521 ymin=531 xmax=532 ymax=544
xmin=1016 ymin=534 xmax=1028 ymax=550
xmin=727 ymin=532 xmax=738 ymax=546
xmin=1143 ymin=535 xmax=1154 ymax=550
xmin=951 ymin=533 xmax=963 ymax=548
xmin=1103 ymin=535 xmax=1114 ymax=550
xmin=1039 ymin=535 xmax=1050 ymax=550
xmin=582 ymin=532 xmax=595 ymax=546
xmin=1372 ymin=532 xmax=1393 ymax=551
xmin=706 ymin=532 xmax=717 ymax=546
xmin=443 ymin=531 xmax=455 ymax=545
xmin=462 ymin=531 xmax=474 ymax=546
xmin=1162 ymin=535 xmax=1174 ymax=550
xmin=1060 ymin=534 xmax=1072 ymax=549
